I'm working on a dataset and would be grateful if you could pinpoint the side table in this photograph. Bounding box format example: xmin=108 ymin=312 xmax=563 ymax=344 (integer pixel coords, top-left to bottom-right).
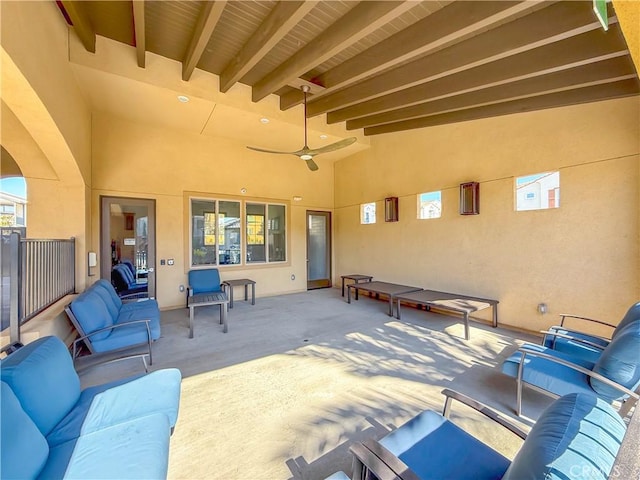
xmin=222 ymin=279 xmax=256 ymax=308
xmin=341 ymin=274 xmax=373 ymax=296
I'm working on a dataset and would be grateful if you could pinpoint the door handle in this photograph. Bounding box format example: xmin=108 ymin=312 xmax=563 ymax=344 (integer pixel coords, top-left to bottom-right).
xmin=147 ymin=268 xmax=154 ymax=273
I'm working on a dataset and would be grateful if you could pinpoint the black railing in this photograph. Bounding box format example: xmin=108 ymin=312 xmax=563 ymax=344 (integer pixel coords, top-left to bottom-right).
xmin=1 ymin=232 xmax=75 ymax=342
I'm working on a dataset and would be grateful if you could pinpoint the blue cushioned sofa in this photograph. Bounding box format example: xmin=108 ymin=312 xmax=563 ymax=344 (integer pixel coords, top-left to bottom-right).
xmin=111 ymin=263 xmax=148 ymax=297
xmin=65 ymin=279 xmax=162 ymax=369
xmin=331 ymin=389 xmax=627 ymax=480
xmin=0 ymin=336 xmax=181 ymax=479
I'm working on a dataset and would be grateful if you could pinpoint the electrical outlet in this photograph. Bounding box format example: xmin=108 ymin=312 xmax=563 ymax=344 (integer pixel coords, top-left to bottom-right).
xmin=179 ymin=285 xmax=185 ymax=292
xmin=167 ymin=258 xmax=174 ymax=266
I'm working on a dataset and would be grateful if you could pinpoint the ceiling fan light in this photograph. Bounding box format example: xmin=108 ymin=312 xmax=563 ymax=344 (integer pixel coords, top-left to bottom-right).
xmin=300 ymin=153 xmax=313 ymax=161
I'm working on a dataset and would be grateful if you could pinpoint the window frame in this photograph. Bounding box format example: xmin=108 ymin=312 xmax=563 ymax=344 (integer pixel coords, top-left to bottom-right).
xmin=187 ymin=195 xmax=288 ymax=269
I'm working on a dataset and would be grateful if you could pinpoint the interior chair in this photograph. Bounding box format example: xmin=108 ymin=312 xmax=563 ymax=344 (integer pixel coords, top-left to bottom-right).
xmin=331 ymin=389 xmax=626 ymax=480
xmin=111 ymin=263 xmax=147 ymax=298
xmin=502 ymin=319 xmax=640 ymax=416
xmin=542 ymin=301 xmax=640 ymax=363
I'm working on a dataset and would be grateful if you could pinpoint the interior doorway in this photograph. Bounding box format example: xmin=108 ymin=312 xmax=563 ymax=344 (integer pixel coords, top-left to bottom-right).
xmin=100 ymin=196 xmax=156 ymax=298
xmin=306 ymin=210 xmax=331 ymax=290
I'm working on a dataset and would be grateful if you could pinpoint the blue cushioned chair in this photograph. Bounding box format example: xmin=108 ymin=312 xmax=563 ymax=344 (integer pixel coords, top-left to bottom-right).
xmin=502 ymin=319 xmax=640 ymax=416
xmin=542 ymin=302 xmax=640 ymax=363
xmin=338 ymin=390 xmax=626 ymax=480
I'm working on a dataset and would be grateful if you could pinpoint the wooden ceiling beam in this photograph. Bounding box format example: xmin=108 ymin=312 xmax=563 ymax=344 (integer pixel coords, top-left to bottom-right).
xmin=307 ymin=1 xmax=608 ymax=118
xmin=363 ymin=79 xmax=640 ymax=135
xmin=279 ymin=0 xmax=545 ymax=110
xmin=330 ymin=25 xmax=629 ymax=124
xmin=251 ymin=1 xmax=416 ymax=103
xmin=220 ymin=1 xmax=317 ymax=93
xmin=59 ymin=1 xmax=96 ymax=53
xmin=347 ymin=57 xmax=637 ymax=129
xmin=182 ymin=1 xmax=227 ymax=81
xmin=132 ymin=0 xmax=146 ymax=68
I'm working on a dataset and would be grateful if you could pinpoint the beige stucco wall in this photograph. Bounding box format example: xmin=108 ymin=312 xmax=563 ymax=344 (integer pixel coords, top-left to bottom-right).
xmin=91 ymin=113 xmax=335 ymax=309
xmin=334 ymin=97 xmax=640 ymax=334
xmin=1 ymin=0 xmax=91 ymax=291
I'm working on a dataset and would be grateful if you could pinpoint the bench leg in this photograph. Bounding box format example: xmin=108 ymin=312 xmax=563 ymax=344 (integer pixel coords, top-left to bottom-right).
xmin=463 ymin=312 xmax=470 ymax=340
xmin=251 ymin=283 xmax=255 ymax=305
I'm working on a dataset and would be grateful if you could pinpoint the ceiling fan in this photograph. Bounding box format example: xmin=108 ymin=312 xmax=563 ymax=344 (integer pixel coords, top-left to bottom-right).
xmin=247 ymin=85 xmax=357 ymax=171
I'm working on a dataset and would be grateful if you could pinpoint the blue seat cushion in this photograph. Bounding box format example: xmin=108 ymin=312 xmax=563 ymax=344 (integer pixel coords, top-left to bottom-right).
xmin=502 ymin=393 xmax=626 ymax=480
xmin=116 ymin=302 xmax=161 ymax=340
xmin=590 ymin=319 xmax=640 ymax=401
xmin=0 ymin=382 xmax=49 ymax=479
xmin=501 ymin=345 xmax=597 ymax=398
xmin=380 ymin=410 xmax=510 ymax=480
xmin=542 ymin=328 xmax=608 ymax=364
xmin=89 ymin=320 xmax=152 ymax=353
xmin=47 ymin=369 xmax=181 ymax=447
xmin=0 ymin=336 xmax=80 ymax=436
xmin=40 ymin=414 xmax=171 ymax=480
xmin=70 ymin=290 xmax=114 ymax=341
xmin=189 ymin=269 xmax=222 ymax=294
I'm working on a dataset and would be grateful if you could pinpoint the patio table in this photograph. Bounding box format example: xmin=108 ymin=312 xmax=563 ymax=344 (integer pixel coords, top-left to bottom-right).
xmin=340 ymin=274 xmax=373 ymax=296
xmin=347 ymin=281 xmax=422 ymax=316
xmin=187 ymin=292 xmax=229 ymax=338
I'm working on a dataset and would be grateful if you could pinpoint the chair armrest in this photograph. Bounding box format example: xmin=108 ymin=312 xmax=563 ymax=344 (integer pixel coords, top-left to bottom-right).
xmin=352 ymin=440 xmax=419 ymax=480
xmin=72 ymin=319 xmax=151 ymax=358
xmin=516 ymin=348 xmax=640 ymax=401
xmin=441 ymin=389 xmax=528 ymax=440
xmin=559 ymin=313 xmax=616 ymax=330
xmin=540 ymin=330 xmax=609 ymax=351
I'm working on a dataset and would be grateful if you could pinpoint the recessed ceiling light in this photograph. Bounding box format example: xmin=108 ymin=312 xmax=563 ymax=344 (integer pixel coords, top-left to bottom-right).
xmin=260 ymin=118 xmax=270 ymax=124
xmin=177 ymin=95 xmax=190 ymax=103
xmin=320 ymin=134 xmax=328 ymax=139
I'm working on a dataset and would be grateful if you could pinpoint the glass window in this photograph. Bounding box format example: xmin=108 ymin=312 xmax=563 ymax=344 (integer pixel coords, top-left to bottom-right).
xmin=218 ymin=201 xmax=241 ymax=265
xmin=268 ymin=204 xmax=286 ymax=262
xmin=361 ymin=202 xmax=376 ymax=224
xmin=190 ymin=197 xmax=286 ymax=267
xmin=516 ymin=172 xmax=560 ymax=211
xmin=246 ymin=203 xmax=266 ymax=263
xmin=418 ymin=191 xmax=442 ymax=219
xmin=191 ymin=199 xmax=217 ymax=266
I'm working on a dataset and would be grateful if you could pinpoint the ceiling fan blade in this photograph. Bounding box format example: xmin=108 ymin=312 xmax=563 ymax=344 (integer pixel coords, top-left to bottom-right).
xmin=246 ymin=146 xmax=297 ymax=155
xmin=305 ymin=158 xmax=319 ymax=171
xmin=306 ymin=137 xmax=357 ymax=156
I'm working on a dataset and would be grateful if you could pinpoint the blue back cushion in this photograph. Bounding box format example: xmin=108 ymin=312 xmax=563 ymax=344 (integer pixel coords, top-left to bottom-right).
xmin=0 ymin=382 xmax=49 ymax=479
xmin=70 ymin=290 xmax=114 ymax=341
xmin=116 ymin=264 xmax=135 ymax=287
xmin=95 ymin=279 xmax=123 ymax=309
xmin=189 ymin=269 xmax=221 ymax=294
xmin=590 ymin=319 xmax=640 ymax=401
xmin=0 ymin=336 xmax=81 ymax=436
xmin=503 ymin=393 xmax=626 ymax=480
xmin=90 ymin=282 xmax=120 ymax=320
xmin=612 ymin=302 xmax=640 ymax=338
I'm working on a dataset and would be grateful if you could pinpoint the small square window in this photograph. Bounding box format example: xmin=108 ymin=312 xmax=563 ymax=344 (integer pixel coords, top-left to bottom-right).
xmin=360 ymin=202 xmax=376 ymax=224
xmin=418 ymin=191 xmax=442 ymax=219
xmin=516 ymin=172 xmax=560 ymax=211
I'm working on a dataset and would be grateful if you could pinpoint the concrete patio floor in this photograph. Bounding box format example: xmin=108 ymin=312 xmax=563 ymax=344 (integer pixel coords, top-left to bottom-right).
xmin=77 ymin=287 xmax=601 ymax=479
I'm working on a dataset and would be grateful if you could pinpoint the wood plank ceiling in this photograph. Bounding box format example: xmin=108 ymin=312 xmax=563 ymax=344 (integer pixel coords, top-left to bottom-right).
xmin=57 ymin=0 xmax=639 ymax=136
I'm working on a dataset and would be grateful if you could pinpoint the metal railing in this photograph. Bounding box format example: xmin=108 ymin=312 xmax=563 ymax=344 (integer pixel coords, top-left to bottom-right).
xmin=1 ymin=232 xmax=75 ymax=342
